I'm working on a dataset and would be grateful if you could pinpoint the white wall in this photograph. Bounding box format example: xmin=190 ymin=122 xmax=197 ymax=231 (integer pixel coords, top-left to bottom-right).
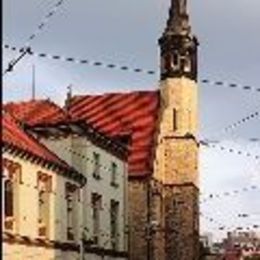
xmin=41 ymin=134 xmax=128 ymax=255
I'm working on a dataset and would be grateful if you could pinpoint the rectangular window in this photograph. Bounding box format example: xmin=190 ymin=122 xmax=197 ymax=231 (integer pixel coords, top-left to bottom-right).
xmin=65 ymin=182 xmax=78 ymax=241
xmin=110 ymin=200 xmax=119 ymax=250
xmin=111 ymin=162 xmax=118 ymax=187
xmin=3 ymin=159 xmax=21 ymax=232
xmin=92 ymin=193 xmax=102 ymax=244
xmin=173 ymin=108 xmax=178 ymax=131
xmin=93 ymin=152 xmax=101 ymax=180
xmin=4 ymin=179 xmax=14 ymax=218
xmin=38 ymin=172 xmax=52 ymax=237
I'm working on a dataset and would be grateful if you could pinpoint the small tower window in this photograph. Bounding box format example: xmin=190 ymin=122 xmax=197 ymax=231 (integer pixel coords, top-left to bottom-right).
xmin=173 ymin=53 xmax=179 ymax=66
xmin=165 ymin=53 xmax=172 ymax=71
xmin=173 ymin=108 xmax=178 ymax=131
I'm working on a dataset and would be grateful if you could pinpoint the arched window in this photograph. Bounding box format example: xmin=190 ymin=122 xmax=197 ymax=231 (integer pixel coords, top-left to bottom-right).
xmin=173 ymin=52 xmax=179 ymax=67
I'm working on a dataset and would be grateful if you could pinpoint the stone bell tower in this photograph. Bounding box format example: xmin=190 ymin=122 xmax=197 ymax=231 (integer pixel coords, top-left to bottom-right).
xmin=153 ymin=0 xmax=200 ymax=259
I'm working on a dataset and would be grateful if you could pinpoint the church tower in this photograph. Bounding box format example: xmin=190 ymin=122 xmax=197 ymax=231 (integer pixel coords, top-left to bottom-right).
xmin=153 ymin=0 xmax=200 ymax=259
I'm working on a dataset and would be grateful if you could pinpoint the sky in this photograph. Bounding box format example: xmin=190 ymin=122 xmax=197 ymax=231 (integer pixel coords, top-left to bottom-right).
xmin=3 ymin=0 xmax=260 ymax=241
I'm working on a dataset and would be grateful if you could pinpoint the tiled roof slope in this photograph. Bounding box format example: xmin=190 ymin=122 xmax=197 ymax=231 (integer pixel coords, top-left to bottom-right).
xmin=4 ymin=99 xmax=67 ymax=126
xmin=4 ymin=99 xmax=128 ymax=161
xmin=4 ymin=91 xmax=160 ymax=177
xmin=2 ymin=111 xmax=73 ymax=172
xmin=68 ymin=91 xmax=160 ymax=177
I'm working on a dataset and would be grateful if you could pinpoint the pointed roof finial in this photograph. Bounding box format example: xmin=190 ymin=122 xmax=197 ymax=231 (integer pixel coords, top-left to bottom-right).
xmin=65 ymin=84 xmax=72 ymax=110
xmin=166 ymin=0 xmax=190 ymax=35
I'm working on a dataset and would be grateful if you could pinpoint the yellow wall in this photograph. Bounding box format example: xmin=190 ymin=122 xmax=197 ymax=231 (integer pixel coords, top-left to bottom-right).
xmin=2 ymin=152 xmax=80 ymax=260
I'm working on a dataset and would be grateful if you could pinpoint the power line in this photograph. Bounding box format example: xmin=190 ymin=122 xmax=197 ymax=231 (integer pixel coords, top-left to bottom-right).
xmin=200 ymin=79 xmax=260 ymax=94
xmin=3 ymin=44 xmax=260 ymax=95
xmin=3 ymin=44 xmax=156 ymax=76
xmin=3 ymin=0 xmax=66 ymax=75
xmin=200 ymin=185 xmax=259 ymax=203
xmin=204 ymin=110 xmax=260 ymax=141
xmin=200 ymin=141 xmax=260 ymax=161
xmin=24 ymin=0 xmax=66 ymax=46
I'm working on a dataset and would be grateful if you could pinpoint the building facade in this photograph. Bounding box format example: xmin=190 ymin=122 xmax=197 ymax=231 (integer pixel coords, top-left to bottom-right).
xmin=65 ymin=0 xmax=200 ymax=259
xmin=2 ymin=112 xmax=86 ymax=260
xmin=3 ymin=0 xmax=200 ymax=258
xmin=2 ymin=107 xmax=129 ymax=260
xmin=34 ymin=120 xmax=129 ymax=259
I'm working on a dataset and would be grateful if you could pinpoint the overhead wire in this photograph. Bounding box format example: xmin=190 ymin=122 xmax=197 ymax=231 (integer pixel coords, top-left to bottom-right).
xmin=3 ymin=0 xmax=66 ymax=75
xmin=3 ymin=44 xmax=260 ymax=95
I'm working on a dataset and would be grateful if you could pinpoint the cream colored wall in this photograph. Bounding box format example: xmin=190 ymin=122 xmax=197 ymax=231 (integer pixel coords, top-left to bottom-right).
xmin=3 ymin=243 xmax=78 ymax=260
xmin=153 ymin=77 xmax=199 ymax=186
xmin=159 ymin=77 xmax=198 ymax=137
xmin=40 ymin=135 xmax=128 ymax=253
xmin=2 ymin=152 xmax=80 ymax=260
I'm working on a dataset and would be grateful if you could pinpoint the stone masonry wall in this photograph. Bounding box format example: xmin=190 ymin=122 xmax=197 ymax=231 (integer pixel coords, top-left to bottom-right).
xmin=128 ymin=179 xmax=149 ymax=260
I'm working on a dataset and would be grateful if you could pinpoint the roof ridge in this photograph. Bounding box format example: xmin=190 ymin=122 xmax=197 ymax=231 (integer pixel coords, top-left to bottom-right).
xmin=71 ymin=89 xmax=159 ymax=98
xmin=4 ymin=98 xmax=49 ymax=106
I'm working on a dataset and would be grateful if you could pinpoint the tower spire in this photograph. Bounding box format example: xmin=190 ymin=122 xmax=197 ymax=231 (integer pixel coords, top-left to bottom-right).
xmin=166 ymin=0 xmax=190 ymax=34
xmin=159 ymin=0 xmax=198 ymax=80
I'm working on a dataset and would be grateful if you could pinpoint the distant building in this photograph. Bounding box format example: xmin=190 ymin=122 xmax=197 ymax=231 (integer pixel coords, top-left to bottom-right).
xmin=201 ymin=232 xmax=214 ymax=250
xmin=220 ymin=231 xmax=260 ymax=259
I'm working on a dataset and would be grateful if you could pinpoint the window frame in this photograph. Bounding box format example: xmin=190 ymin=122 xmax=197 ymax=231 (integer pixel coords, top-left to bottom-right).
xmin=91 ymin=193 xmax=102 ymax=244
xmin=3 ymin=159 xmax=21 ymax=232
xmin=37 ymin=172 xmax=52 ymax=238
xmin=110 ymin=200 xmax=119 ymax=250
xmin=92 ymin=152 xmax=101 ymax=180
xmin=65 ymin=182 xmax=78 ymax=241
xmin=110 ymin=162 xmax=119 ymax=187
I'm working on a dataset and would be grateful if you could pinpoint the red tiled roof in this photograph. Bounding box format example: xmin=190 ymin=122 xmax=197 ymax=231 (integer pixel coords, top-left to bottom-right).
xmin=4 ymin=99 xmax=67 ymax=126
xmin=4 ymin=91 xmax=160 ymax=177
xmin=2 ymin=111 xmax=70 ymax=169
xmin=68 ymin=91 xmax=160 ymax=177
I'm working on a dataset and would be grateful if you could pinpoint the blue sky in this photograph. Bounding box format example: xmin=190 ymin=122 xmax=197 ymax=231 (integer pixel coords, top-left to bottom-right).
xmin=3 ymin=0 xmax=260 ymax=241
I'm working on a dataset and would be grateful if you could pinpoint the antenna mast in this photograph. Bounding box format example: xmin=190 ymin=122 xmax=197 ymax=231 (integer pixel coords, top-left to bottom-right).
xmin=32 ymin=64 xmax=36 ymax=100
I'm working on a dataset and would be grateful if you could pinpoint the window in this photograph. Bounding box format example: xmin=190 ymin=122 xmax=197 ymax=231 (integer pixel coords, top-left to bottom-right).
xmin=3 ymin=159 xmax=21 ymax=232
xmin=110 ymin=200 xmax=119 ymax=250
xmin=38 ymin=172 xmax=52 ymax=237
xmin=92 ymin=193 xmax=102 ymax=244
xmin=4 ymin=179 xmax=14 ymax=224
xmin=173 ymin=108 xmax=178 ymax=131
xmin=165 ymin=53 xmax=172 ymax=70
xmin=173 ymin=52 xmax=179 ymax=66
xmin=111 ymin=162 xmax=118 ymax=187
xmin=93 ymin=152 xmax=101 ymax=180
xmin=65 ymin=182 xmax=78 ymax=241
